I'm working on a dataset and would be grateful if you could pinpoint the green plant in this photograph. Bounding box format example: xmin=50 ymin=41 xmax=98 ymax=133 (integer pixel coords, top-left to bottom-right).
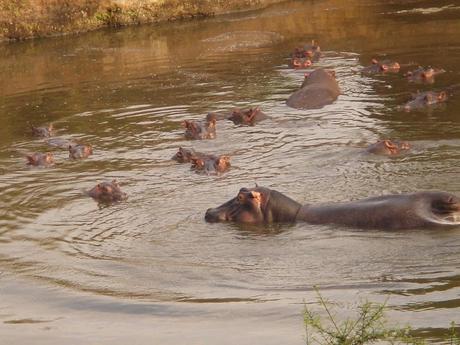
xmin=303 ymin=287 xmax=458 ymax=345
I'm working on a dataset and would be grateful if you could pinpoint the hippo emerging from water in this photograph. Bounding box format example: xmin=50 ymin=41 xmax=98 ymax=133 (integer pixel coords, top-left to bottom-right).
xmin=404 ymin=66 xmax=445 ymax=83
xmin=183 ymin=113 xmax=217 ymax=140
xmin=26 ymin=152 xmax=54 ymax=166
xmin=227 ymin=107 xmax=267 ymax=126
xmin=87 ymin=180 xmax=127 ymax=204
xmin=31 ymin=124 xmax=54 ymax=138
xmin=366 ymin=140 xmax=410 ymax=156
xmin=191 ymin=155 xmax=231 ymax=175
xmin=286 ymin=69 xmax=340 ymax=109
xmin=403 ymin=91 xmax=448 ymax=111
xmin=205 ymin=187 xmax=460 ymax=229
xmin=361 ymin=59 xmax=400 ymax=74
xmin=69 ymin=144 xmax=93 ymax=159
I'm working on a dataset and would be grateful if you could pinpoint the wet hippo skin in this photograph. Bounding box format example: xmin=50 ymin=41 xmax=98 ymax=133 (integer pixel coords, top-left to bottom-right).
xmin=286 ymin=68 xmax=340 ymax=109
xmin=205 ymin=187 xmax=460 ymax=230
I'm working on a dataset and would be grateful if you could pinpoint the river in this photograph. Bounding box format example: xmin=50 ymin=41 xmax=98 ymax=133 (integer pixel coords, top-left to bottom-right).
xmin=1 ymin=0 xmax=460 ymax=344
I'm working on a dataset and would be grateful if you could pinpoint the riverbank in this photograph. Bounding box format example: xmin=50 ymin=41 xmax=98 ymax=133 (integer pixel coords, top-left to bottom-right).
xmin=0 ymin=0 xmax=286 ymax=41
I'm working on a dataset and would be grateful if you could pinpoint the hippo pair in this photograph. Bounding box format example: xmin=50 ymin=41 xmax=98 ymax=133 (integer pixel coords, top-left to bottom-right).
xmin=172 ymin=147 xmax=231 ymax=175
xmin=205 ymin=186 xmax=460 ymax=230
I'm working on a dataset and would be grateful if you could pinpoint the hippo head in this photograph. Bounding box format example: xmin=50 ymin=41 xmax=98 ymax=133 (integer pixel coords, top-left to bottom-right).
xmin=429 ymin=192 xmax=460 ymax=223
xmin=228 ymin=108 xmax=259 ymax=125
xmin=172 ymin=147 xmax=196 ymax=163
xmin=205 ymin=187 xmax=301 ymax=224
xmin=191 ymin=155 xmax=231 ymax=175
xmin=403 ymin=91 xmax=448 ymax=111
xmin=87 ymin=180 xmax=127 ymax=204
xmin=367 ymin=140 xmax=410 ymax=155
xmin=26 ymin=152 xmax=54 ymax=166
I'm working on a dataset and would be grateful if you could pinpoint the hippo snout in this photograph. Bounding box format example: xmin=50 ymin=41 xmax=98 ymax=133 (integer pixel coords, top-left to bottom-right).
xmin=205 ymin=207 xmax=226 ymax=223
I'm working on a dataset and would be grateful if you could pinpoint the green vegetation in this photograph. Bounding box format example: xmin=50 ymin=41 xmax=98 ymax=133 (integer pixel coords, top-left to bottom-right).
xmin=0 ymin=0 xmax=284 ymax=41
xmin=303 ymin=288 xmax=459 ymax=345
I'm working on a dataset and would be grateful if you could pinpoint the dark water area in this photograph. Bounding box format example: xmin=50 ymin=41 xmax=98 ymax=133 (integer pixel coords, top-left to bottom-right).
xmin=1 ymin=0 xmax=460 ymax=343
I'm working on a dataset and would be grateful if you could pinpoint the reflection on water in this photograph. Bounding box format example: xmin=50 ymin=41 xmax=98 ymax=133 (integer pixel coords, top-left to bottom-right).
xmin=0 ymin=0 xmax=460 ymax=343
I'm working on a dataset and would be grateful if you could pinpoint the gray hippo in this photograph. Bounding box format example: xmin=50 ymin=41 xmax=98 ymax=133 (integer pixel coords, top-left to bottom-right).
xmin=183 ymin=113 xmax=217 ymax=140
xmin=361 ymin=59 xmax=400 ymax=75
xmin=190 ymin=154 xmax=231 ymax=175
xmin=31 ymin=124 xmax=54 ymax=138
xmin=403 ymin=91 xmax=448 ymax=111
xmin=26 ymin=152 xmax=54 ymax=166
xmin=366 ymin=140 xmax=410 ymax=156
xmin=404 ymin=66 xmax=445 ymax=83
xmin=205 ymin=187 xmax=460 ymax=229
xmin=286 ymin=69 xmax=340 ymax=109
xmin=227 ymin=107 xmax=267 ymax=126
xmin=87 ymin=180 xmax=127 ymax=204
xmin=69 ymin=144 xmax=93 ymax=159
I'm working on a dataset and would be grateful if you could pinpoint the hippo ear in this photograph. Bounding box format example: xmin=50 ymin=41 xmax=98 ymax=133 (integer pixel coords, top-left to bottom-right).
xmin=26 ymin=155 xmax=34 ymax=163
xmin=112 ymin=180 xmax=119 ymax=187
xmin=254 ymin=182 xmax=259 ymax=188
xmin=424 ymin=93 xmax=434 ymax=103
xmin=438 ymin=91 xmax=447 ymax=100
xmin=371 ymin=58 xmax=379 ymax=64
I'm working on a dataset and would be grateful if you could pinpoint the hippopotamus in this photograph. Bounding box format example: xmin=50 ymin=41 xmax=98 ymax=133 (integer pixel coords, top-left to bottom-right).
xmin=291 ymin=40 xmax=321 ymax=61
xmin=69 ymin=144 xmax=93 ymax=159
xmin=227 ymin=107 xmax=267 ymax=126
xmin=403 ymin=91 xmax=448 ymax=111
xmin=87 ymin=180 xmax=127 ymax=204
xmin=26 ymin=152 xmax=54 ymax=166
xmin=366 ymin=140 xmax=410 ymax=156
xmin=404 ymin=66 xmax=445 ymax=83
xmin=205 ymin=187 xmax=460 ymax=230
xmin=172 ymin=147 xmax=204 ymax=163
xmin=46 ymin=138 xmax=77 ymax=149
xmin=31 ymin=124 xmax=54 ymax=138
xmin=286 ymin=68 xmax=340 ymax=109
xmin=289 ymin=57 xmax=312 ymax=69
xmin=361 ymin=59 xmax=400 ymax=74
xmin=191 ymin=154 xmax=231 ymax=175
xmin=183 ymin=113 xmax=217 ymax=140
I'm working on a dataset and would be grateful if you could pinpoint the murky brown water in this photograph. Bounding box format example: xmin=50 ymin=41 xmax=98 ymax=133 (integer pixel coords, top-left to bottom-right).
xmin=1 ymin=0 xmax=460 ymax=344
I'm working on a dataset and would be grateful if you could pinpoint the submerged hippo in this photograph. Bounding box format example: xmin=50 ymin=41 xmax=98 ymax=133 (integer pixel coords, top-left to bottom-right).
xmin=403 ymin=91 xmax=448 ymax=111
xmin=366 ymin=140 xmax=410 ymax=156
xmin=69 ymin=144 xmax=93 ymax=159
xmin=361 ymin=59 xmax=400 ymax=75
xmin=227 ymin=107 xmax=267 ymax=126
xmin=404 ymin=66 xmax=445 ymax=83
xmin=289 ymin=57 xmax=312 ymax=69
xmin=87 ymin=180 xmax=127 ymax=204
xmin=31 ymin=124 xmax=54 ymax=138
xmin=205 ymin=187 xmax=460 ymax=229
xmin=191 ymin=155 xmax=231 ymax=175
xmin=172 ymin=147 xmax=204 ymax=163
xmin=183 ymin=113 xmax=217 ymax=140
xmin=26 ymin=152 xmax=54 ymax=166
xmin=286 ymin=68 xmax=340 ymax=109
xmin=291 ymin=40 xmax=321 ymax=61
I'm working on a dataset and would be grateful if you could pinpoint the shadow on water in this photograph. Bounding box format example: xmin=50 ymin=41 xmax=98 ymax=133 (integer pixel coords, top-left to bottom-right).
xmin=0 ymin=0 xmax=460 ymax=344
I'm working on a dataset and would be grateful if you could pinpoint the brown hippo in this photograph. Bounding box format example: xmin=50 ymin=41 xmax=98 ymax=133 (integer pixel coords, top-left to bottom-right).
xmin=31 ymin=124 xmax=54 ymax=138
xmin=183 ymin=113 xmax=217 ymax=140
xmin=366 ymin=140 xmax=410 ymax=156
xmin=69 ymin=144 xmax=93 ymax=159
xmin=403 ymin=91 xmax=448 ymax=111
xmin=291 ymin=40 xmax=321 ymax=61
xmin=172 ymin=147 xmax=204 ymax=163
xmin=205 ymin=186 xmax=460 ymax=230
xmin=404 ymin=66 xmax=445 ymax=83
xmin=26 ymin=152 xmax=54 ymax=166
xmin=87 ymin=180 xmax=127 ymax=204
xmin=286 ymin=68 xmax=340 ymax=109
xmin=227 ymin=107 xmax=267 ymax=126
xmin=361 ymin=59 xmax=400 ymax=75
xmin=289 ymin=57 xmax=312 ymax=69
xmin=191 ymin=155 xmax=231 ymax=175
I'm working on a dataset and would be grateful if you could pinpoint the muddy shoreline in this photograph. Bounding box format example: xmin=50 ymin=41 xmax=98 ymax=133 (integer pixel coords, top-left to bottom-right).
xmin=0 ymin=0 xmax=287 ymax=42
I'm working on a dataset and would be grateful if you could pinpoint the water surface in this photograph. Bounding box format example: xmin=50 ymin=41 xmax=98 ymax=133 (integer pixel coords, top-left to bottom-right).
xmin=1 ymin=0 xmax=460 ymax=343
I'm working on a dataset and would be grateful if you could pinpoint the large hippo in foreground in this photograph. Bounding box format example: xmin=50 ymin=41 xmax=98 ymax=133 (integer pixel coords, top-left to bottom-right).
xmin=286 ymin=69 xmax=340 ymax=109
xmin=205 ymin=187 xmax=460 ymax=230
